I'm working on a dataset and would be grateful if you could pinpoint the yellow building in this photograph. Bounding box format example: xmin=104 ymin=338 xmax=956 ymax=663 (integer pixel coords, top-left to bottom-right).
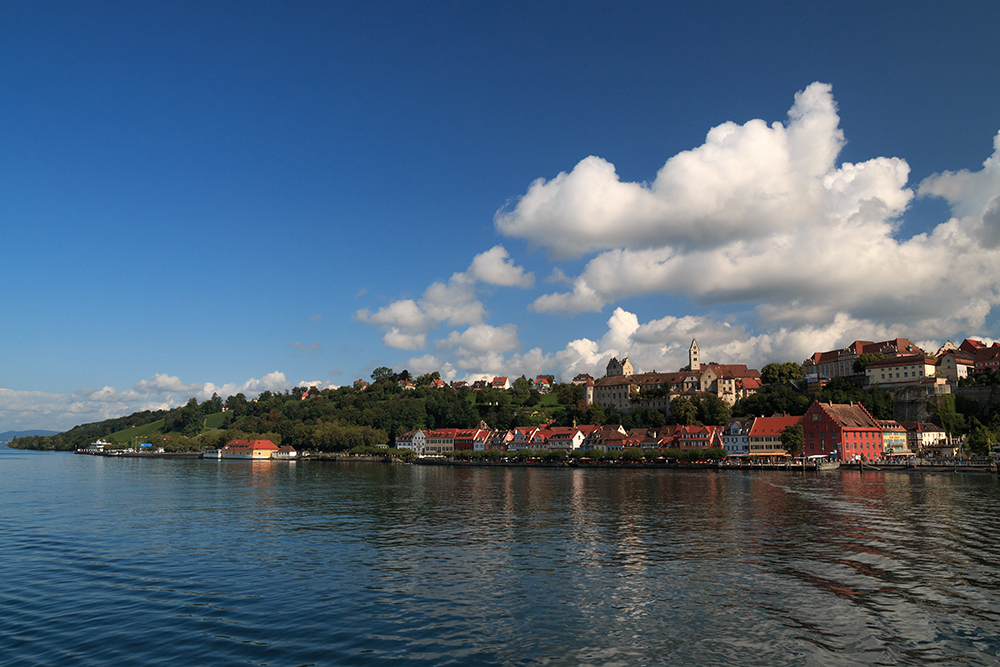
xmin=221 ymin=439 xmax=280 ymax=459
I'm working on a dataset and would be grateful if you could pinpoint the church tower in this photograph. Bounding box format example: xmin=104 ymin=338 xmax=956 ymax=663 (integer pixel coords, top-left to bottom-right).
xmin=689 ymin=339 xmax=701 ymax=372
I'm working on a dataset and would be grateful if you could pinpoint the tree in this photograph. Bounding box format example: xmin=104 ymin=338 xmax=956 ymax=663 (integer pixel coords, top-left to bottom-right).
xmin=853 ymin=353 xmax=885 ymax=374
xmin=733 ymin=385 xmax=811 ymax=417
xmin=226 ymin=393 xmax=249 ymax=416
xmin=371 ymin=366 xmax=394 ymax=383
xmin=670 ymin=397 xmax=698 ymax=425
xmin=761 ymin=362 xmax=805 ymax=386
xmin=781 ymin=424 xmax=804 ymax=457
xmin=695 ymin=395 xmax=731 ymax=425
xmin=556 ymin=383 xmax=585 ymax=406
xmin=511 ymin=377 xmax=532 ymax=405
xmin=966 ymin=424 xmax=997 ymax=456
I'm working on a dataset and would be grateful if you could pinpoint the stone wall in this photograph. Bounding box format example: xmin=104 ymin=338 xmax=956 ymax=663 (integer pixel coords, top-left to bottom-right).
xmin=956 ymin=384 xmax=1000 ymax=416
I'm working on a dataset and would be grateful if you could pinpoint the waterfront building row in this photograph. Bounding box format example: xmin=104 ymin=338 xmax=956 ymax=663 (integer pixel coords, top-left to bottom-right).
xmin=396 ymin=401 xmax=952 ymax=463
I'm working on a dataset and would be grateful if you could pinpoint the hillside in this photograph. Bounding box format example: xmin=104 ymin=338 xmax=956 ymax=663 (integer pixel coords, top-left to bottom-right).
xmin=0 ymin=430 xmax=58 ymax=444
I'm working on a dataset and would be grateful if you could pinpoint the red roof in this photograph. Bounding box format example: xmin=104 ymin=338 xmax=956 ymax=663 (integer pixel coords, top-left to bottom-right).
xmin=224 ymin=439 xmax=279 ymax=450
xmin=749 ymin=416 xmax=802 ymax=437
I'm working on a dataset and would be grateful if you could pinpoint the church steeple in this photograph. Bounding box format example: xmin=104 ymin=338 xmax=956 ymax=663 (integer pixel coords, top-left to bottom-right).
xmin=689 ymin=339 xmax=701 ymax=372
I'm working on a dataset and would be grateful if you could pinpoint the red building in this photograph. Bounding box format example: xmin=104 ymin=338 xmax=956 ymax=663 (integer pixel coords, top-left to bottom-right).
xmin=802 ymin=401 xmax=882 ymax=461
xmin=673 ymin=425 xmax=723 ymax=449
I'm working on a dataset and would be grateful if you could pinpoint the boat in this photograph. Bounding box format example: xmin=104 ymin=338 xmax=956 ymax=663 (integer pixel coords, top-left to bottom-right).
xmin=805 ymin=455 xmax=839 ymax=471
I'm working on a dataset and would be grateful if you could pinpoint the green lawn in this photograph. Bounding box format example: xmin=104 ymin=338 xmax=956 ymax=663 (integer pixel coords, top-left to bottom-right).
xmin=109 ymin=419 xmax=166 ymax=443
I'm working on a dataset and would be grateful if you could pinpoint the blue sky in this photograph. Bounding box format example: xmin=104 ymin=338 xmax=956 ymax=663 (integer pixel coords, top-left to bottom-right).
xmin=2 ymin=1 xmax=999 ymax=431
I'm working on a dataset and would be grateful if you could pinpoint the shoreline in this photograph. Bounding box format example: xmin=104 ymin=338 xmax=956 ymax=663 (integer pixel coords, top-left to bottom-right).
xmin=69 ymin=448 xmax=1000 ymax=474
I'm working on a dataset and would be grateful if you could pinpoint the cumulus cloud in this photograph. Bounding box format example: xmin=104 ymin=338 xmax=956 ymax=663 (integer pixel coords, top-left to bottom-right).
xmin=347 ymin=83 xmax=1000 ymax=386
xmin=354 ymin=245 xmax=531 ymax=350
xmin=467 ymin=245 xmax=535 ymax=287
xmin=496 ymin=82 xmax=847 ymax=258
xmin=504 ymin=83 xmax=1000 ymax=343
xmin=441 ymin=324 xmax=520 ymax=353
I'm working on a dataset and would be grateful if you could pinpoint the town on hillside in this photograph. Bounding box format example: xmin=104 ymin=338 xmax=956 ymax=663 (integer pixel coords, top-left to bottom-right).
xmin=19 ymin=336 xmax=1000 ymax=463
xmin=384 ymin=337 xmax=1000 ymax=463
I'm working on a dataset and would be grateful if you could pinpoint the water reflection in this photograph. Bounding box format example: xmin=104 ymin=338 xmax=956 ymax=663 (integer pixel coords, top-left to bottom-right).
xmin=3 ymin=449 xmax=1000 ymax=666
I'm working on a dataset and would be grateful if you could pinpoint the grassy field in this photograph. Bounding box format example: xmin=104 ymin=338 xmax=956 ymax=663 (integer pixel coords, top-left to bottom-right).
xmin=108 ymin=419 xmax=166 ymax=443
xmin=107 ymin=411 xmax=228 ymax=443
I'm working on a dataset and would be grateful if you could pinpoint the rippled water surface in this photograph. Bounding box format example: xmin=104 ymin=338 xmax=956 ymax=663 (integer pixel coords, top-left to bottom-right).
xmin=3 ymin=447 xmax=1000 ymax=666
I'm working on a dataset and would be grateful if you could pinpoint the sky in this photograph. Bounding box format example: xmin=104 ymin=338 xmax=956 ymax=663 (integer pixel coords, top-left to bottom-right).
xmin=1 ymin=1 xmax=999 ymax=432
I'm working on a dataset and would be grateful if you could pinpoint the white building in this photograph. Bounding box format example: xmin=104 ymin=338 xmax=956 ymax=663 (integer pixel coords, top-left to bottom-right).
xmin=722 ymin=418 xmax=753 ymax=458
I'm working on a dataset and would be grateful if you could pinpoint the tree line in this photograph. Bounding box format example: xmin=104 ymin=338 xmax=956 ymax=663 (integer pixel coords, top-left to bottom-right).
xmin=10 ymin=362 xmax=1000 ymax=455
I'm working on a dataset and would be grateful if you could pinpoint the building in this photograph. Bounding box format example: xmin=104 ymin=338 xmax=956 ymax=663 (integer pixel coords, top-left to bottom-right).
xmin=673 ymin=425 xmax=723 ymax=450
xmin=878 ymin=420 xmax=912 ymax=459
xmin=454 ymin=428 xmax=490 ymax=451
xmin=591 ymin=339 xmax=760 ymax=413
xmin=545 ymin=426 xmax=588 ymax=451
xmin=748 ymin=415 xmax=802 ymax=460
xmin=533 ymin=377 xmax=552 ymax=394
xmin=581 ymin=425 xmax=628 ymax=452
xmin=900 ymin=421 xmax=949 ymax=456
xmin=865 ymin=355 xmax=938 ymax=388
xmin=491 ymin=376 xmax=511 ymax=390
xmin=424 ymin=429 xmax=458 ymax=455
xmin=396 ymin=429 xmax=426 ymax=454
xmin=803 ymin=338 xmax=923 ymax=380
xmin=721 ymin=418 xmax=753 ymax=458
xmin=936 ymin=349 xmax=975 ymax=382
xmin=802 ymin=401 xmax=882 ymax=462
xmin=972 ymin=344 xmax=1000 ymax=376
xmin=272 ymin=445 xmax=298 ymax=459
xmin=221 ymin=439 xmax=280 ymax=459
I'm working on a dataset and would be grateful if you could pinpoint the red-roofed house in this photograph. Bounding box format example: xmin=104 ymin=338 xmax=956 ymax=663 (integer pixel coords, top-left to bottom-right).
xmin=803 ymin=401 xmax=881 ymax=461
xmin=424 ymin=429 xmax=459 ymax=455
xmin=454 ymin=428 xmax=490 ymax=451
xmin=973 ymin=344 xmax=1000 ymax=376
xmin=491 ymin=376 xmax=510 ymax=390
xmin=673 ymin=425 xmax=723 ymax=449
xmin=545 ymin=426 xmax=587 ymax=450
xmin=748 ymin=416 xmax=802 ymax=460
xmin=222 ymin=439 xmax=280 ymax=459
xmin=804 ymin=338 xmax=923 ymax=380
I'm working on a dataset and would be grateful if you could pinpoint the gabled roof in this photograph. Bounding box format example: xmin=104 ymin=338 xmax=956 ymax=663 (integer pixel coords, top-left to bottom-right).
xmin=749 ymin=416 xmax=802 ymax=437
xmin=899 ymin=421 xmax=946 ymax=433
xmin=960 ymin=338 xmax=987 ymax=354
xmin=224 ymin=439 xmax=278 ymax=450
xmin=814 ymin=402 xmax=879 ymax=429
xmin=974 ymin=345 xmax=1000 ymax=365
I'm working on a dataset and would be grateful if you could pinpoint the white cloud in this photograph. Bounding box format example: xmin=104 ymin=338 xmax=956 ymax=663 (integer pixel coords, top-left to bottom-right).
xmin=0 ymin=372 xmax=298 ymax=433
xmin=345 ymin=84 xmax=1000 ymax=390
xmin=354 ymin=244 xmax=531 ymax=350
xmin=508 ymin=84 xmax=1000 ymax=343
xmin=441 ymin=323 xmax=520 ymax=353
xmin=496 ymin=83 xmax=847 ymax=259
xmin=468 ymin=245 xmax=535 ymax=287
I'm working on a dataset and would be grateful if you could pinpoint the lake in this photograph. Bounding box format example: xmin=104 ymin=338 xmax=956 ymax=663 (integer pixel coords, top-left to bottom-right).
xmin=2 ymin=446 xmax=999 ymax=666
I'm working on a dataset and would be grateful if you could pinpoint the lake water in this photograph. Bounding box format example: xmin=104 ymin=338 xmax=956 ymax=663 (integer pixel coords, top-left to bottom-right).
xmin=2 ymin=447 xmax=1000 ymax=666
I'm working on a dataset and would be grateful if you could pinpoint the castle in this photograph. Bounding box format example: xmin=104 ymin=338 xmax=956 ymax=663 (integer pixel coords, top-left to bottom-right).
xmin=589 ymin=339 xmax=760 ymax=414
